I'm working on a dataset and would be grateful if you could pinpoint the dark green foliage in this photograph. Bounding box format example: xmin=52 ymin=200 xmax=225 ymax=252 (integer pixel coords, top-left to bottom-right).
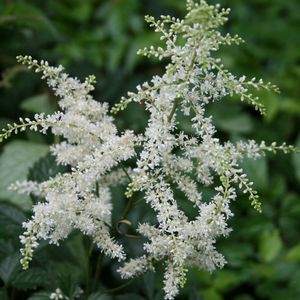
xmin=28 ymin=152 xmax=68 ymax=203
xmin=0 ymin=0 xmax=300 ymax=299
xmin=28 ymin=152 xmax=68 ymax=184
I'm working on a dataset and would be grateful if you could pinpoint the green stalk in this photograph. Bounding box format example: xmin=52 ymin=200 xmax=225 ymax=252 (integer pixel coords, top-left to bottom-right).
xmin=167 ymin=98 xmax=180 ymax=122
xmin=92 ymin=252 xmax=103 ymax=291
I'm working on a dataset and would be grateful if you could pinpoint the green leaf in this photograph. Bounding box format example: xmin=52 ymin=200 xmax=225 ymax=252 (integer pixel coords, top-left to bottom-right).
xmin=0 ymin=202 xmax=26 ymax=224
xmin=193 ymin=269 xmax=211 ymax=285
xmin=217 ymin=114 xmax=253 ymax=134
xmin=213 ymin=270 xmax=240 ymax=292
xmin=107 ymin=40 xmax=127 ymax=72
xmin=154 ymin=290 xmax=164 ymax=300
xmin=27 ymin=291 xmax=51 ymax=300
xmin=239 ymin=156 xmax=268 ymax=191
xmin=259 ymin=90 xmax=279 ymax=122
xmin=274 ymin=262 xmax=298 ymax=281
xmin=11 ymin=267 xmax=50 ymax=290
xmin=280 ymin=97 xmax=300 ymax=117
xmin=46 ymin=261 xmax=82 ymax=291
xmin=0 ymin=141 xmax=48 ymax=210
xmin=21 ymin=94 xmax=55 ymax=115
xmin=200 ymin=288 xmax=222 ymax=300
xmin=221 ymin=242 xmax=253 ymax=267
xmin=286 ymin=244 xmax=300 ymax=262
xmin=143 ymin=271 xmax=155 ymax=300
xmin=289 ymin=269 xmax=300 ymax=293
xmin=66 ymin=234 xmax=88 ymax=281
xmin=0 ymin=3 xmax=60 ymax=38
xmin=259 ymin=229 xmax=283 ymax=263
xmin=0 ymin=202 xmax=25 ymax=238
xmin=27 ymin=152 xmax=68 ymax=203
xmin=254 ymin=264 xmax=274 ymax=279
xmin=28 ymin=152 xmax=68 ymax=183
xmin=0 ymin=240 xmax=14 ymax=259
xmin=188 ymin=289 xmax=203 ymax=300
xmin=88 ymin=293 xmax=113 ymax=300
xmin=0 ymin=252 xmax=20 ymax=284
xmin=210 ymin=103 xmax=253 ymax=134
xmin=51 ymin=1 xmax=92 ymax=23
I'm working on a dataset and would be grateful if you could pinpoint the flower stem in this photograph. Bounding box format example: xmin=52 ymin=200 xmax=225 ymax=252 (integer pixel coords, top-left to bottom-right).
xmin=102 ymin=278 xmax=136 ymax=294
xmin=92 ymin=252 xmax=103 ymax=291
xmin=168 ymin=98 xmax=180 ymax=122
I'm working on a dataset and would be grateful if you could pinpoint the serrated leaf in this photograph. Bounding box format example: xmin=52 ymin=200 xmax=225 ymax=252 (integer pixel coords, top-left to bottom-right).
xmin=11 ymin=267 xmax=49 ymax=290
xmin=0 ymin=252 xmax=21 ymax=284
xmin=27 ymin=152 xmax=68 ymax=203
xmin=21 ymin=94 xmax=55 ymax=115
xmin=259 ymin=229 xmax=283 ymax=263
xmin=0 ymin=202 xmax=26 ymax=239
xmin=0 ymin=202 xmax=26 ymax=224
xmin=46 ymin=261 xmax=82 ymax=291
xmin=0 ymin=141 xmax=48 ymax=210
xmin=0 ymin=202 xmax=26 ymax=237
xmin=28 ymin=152 xmax=68 ymax=183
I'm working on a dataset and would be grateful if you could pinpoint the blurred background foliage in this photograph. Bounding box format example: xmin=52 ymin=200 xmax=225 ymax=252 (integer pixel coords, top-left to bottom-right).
xmin=0 ymin=0 xmax=300 ymax=299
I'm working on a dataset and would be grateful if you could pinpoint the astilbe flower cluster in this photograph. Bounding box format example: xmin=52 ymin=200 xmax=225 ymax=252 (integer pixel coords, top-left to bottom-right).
xmin=0 ymin=1 xmax=295 ymax=299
